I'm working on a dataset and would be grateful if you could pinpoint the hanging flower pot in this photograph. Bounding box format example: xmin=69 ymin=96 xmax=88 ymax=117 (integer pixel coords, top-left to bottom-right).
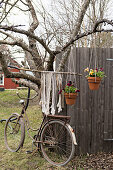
xmin=84 ymin=67 xmax=105 ymax=90
xmin=58 ymin=81 xmax=80 ymax=105
xmin=87 ymin=77 xmax=101 ymax=90
xmin=64 ymin=93 xmax=77 ymax=105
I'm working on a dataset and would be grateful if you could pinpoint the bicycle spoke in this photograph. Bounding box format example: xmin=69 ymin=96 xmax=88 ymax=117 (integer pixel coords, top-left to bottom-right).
xmin=41 ymin=120 xmax=75 ymax=166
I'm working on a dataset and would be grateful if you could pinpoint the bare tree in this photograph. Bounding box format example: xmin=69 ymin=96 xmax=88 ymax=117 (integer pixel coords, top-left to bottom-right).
xmin=0 ymin=0 xmax=113 ymax=92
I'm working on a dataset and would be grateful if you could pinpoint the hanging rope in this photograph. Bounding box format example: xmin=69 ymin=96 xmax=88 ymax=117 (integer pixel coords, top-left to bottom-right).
xmin=40 ymin=46 xmax=82 ymax=115
xmin=57 ymin=73 xmax=64 ymax=113
xmin=94 ymin=33 xmax=98 ymax=71
xmin=89 ymin=47 xmax=93 ymax=70
xmin=72 ymin=46 xmax=77 ymax=88
xmin=51 ymin=73 xmax=56 ymax=115
xmin=41 ymin=72 xmax=52 ymax=115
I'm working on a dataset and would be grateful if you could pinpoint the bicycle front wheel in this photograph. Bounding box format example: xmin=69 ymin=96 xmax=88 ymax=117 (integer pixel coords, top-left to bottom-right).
xmin=4 ymin=113 xmax=25 ymax=152
xmin=40 ymin=120 xmax=75 ymax=166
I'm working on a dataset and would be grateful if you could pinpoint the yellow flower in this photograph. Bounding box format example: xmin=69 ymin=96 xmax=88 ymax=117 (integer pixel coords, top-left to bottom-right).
xmin=90 ymin=72 xmax=93 ymax=75
xmin=89 ymin=69 xmax=94 ymax=75
xmin=84 ymin=67 xmax=89 ymax=72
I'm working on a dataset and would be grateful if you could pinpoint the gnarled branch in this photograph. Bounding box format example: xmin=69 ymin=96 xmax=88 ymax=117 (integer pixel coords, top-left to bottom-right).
xmin=0 ymin=52 xmax=41 ymax=87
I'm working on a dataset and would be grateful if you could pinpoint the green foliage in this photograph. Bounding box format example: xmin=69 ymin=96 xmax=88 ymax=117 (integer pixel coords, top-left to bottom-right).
xmin=64 ymin=85 xmax=77 ymax=93
xmin=95 ymin=70 xmax=105 ymax=78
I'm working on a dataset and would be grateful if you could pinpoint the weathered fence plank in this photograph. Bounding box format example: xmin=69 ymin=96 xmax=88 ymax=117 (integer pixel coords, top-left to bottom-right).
xmin=56 ymin=47 xmax=113 ymax=155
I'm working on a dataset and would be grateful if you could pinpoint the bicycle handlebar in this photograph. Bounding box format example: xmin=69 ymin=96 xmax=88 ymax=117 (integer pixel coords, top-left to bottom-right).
xmin=16 ymin=91 xmax=38 ymax=100
xmin=17 ymin=88 xmax=38 ymax=111
xmin=8 ymin=65 xmax=38 ymax=111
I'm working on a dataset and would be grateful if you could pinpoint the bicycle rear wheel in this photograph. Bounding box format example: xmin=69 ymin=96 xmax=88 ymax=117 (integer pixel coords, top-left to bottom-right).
xmin=4 ymin=113 xmax=25 ymax=152
xmin=40 ymin=120 xmax=75 ymax=166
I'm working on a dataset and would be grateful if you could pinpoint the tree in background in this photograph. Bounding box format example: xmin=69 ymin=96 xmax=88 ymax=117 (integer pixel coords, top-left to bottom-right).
xmin=0 ymin=0 xmax=113 ymax=92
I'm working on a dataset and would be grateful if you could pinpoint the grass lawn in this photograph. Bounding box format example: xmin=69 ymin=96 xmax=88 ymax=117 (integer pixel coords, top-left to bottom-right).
xmin=1 ymin=90 xmax=113 ymax=170
xmin=0 ymin=90 xmax=79 ymax=170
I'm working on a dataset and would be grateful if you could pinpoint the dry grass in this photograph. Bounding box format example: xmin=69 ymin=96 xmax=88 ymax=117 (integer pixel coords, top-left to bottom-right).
xmin=0 ymin=90 xmax=76 ymax=170
xmin=1 ymin=90 xmax=112 ymax=170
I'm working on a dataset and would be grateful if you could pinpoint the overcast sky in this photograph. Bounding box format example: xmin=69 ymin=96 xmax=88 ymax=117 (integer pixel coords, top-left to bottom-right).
xmin=8 ymin=0 xmax=113 ymax=26
xmin=6 ymin=0 xmax=113 ymax=63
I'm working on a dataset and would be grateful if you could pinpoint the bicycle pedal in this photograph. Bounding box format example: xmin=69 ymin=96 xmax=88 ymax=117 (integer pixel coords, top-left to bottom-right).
xmin=26 ymin=150 xmax=32 ymax=154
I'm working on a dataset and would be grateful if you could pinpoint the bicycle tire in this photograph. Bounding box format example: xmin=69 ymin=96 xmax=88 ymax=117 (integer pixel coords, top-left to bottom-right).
xmin=40 ymin=120 xmax=75 ymax=166
xmin=4 ymin=113 xmax=25 ymax=152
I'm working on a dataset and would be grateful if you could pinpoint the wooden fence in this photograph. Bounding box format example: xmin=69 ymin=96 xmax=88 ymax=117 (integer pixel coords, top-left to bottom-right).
xmin=56 ymin=47 xmax=113 ymax=155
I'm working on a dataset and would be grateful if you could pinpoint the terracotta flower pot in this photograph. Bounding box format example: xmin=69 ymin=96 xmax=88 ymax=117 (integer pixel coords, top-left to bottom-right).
xmin=87 ymin=77 xmax=101 ymax=90
xmin=64 ymin=93 xmax=77 ymax=105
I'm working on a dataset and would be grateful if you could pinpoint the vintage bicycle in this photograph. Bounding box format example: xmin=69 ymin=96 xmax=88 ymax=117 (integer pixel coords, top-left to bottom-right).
xmin=4 ymin=88 xmax=77 ymax=166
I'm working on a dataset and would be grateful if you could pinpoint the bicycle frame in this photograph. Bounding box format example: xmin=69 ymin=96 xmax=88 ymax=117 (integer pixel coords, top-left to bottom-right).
xmin=12 ymin=103 xmax=42 ymax=140
xmin=9 ymin=87 xmax=77 ymax=147
xmin=13 ymin=104 xmax=78 ymax=147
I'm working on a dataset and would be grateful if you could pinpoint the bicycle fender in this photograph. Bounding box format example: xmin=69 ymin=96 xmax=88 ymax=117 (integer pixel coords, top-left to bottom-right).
xmin=11 ymin=113 xmax=23 ymax=123
xmin=11 ymin=113 xmax=20 ymax=116
xmin=67 ymin=124 xmax=77 ymax=145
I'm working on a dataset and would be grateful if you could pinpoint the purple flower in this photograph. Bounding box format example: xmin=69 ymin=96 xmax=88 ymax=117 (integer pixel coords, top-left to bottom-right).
xmin=75 ymin=90 xmax=80 ymax=92
xmin=100 ymin=68 xmax=103 ymax=71
xmin=58 ymin=90 xmax=62 ymax=94
xmin=67 ymin=83 xmax=71 ymax=86
xmin=67 ymin=81 xmax=72 ymax=86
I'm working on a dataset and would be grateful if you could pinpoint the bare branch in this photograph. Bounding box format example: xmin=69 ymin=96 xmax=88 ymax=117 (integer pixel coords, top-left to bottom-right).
xmin=26 ymin=0 xmax=39 ymax=31
xmin=0 ymin=52 xmax=41 ymax=87
xmin=54 ymin=19 xmax=113 ymax=55
xmin=0 ymin=0 xmax=20 ymax=23
xmin=57 ymin=47 xmax=71 ymax=72
xmin=0 ymin=25 xmax=53 ymax=55
xmin=12 ymin=79 xmax=39 ymax=92
xmin=26 ymin=1 xmax=44 ymax=70
xmin=0 ymin=39 xmax=31 ymax=53
xmin=6 ymin=2 xmax=29 ymax=12
xmin=20 ymin=0 xmax=29 ymax=6
xmin=72 ymin=0 xmax=91 ymax=37
xmin=93 ymin=19 xmax=113 ymax=31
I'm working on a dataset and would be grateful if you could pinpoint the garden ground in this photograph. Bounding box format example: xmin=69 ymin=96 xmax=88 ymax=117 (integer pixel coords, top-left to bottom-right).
xmin=0 ymin=90 xmax=113 ymax=170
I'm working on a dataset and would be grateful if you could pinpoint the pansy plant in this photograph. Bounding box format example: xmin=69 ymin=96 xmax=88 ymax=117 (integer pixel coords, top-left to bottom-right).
xmin=58 ymin=81 xmax=80 ymax=94
xmin=84 ymin=67 xmax=105 ymax=78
